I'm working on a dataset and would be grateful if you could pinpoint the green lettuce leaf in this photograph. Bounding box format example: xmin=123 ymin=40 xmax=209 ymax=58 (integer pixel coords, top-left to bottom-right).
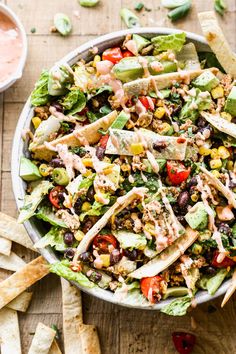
xmin=36 ymin=205 xmax=67 ymax=228
xmin=34 ymin=226 xmax=70 ymax=251
xmin=206 ymin=268 xmax=228 ymax=295
xmin=50 ymin=260 xmax=94 ymax=288
xmin=151 ymin=32 xmax=186 ymax=53
xmin=29 ymin=116 xmax=61 ymax=151
xmin=48 ymin=65 xmax=74 ymax=96
xmin=31 ymin=70 xmax=50 ymax=106
xmin=160 ymin=295 xmax=192 ymax=316
xmin=114 ymin=231 xmax=147 ymax=250
xmin=60 ymin=89 xmax=86 ymax=115
xmin=80 ymin=200 xmax=105 ymax=222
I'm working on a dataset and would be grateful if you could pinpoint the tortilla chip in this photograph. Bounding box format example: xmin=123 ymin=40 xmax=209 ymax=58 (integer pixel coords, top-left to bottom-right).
xmin=0 ymin=256 xmax=49 ymax=309
xmin=0 ymin=308 xmax=21 ymax=354
xmin=32 ymin=111 xmax=118 ymax=161
xmin=80 ymin=325 xmax=101 ymax=354
xmin=221 ymin=268 xmax=236 ymax=307
xmin=198 ymin=11 xmax=236 ymax=78
xmin=201 ymin=111 xmax=236 ymax=139
xmin=0 ymin=212 xmax=36 ymax=252
xmin=129 ymin=228 xmax=199 ymax=279
xmin=49 ymin=340 xmax=62 ymax=354
xmin=74 ymin=187 xmax=148 ymax=259
xmin=7 ymin=291 xmax=33 ymax=312
xmin=28 ymin=322 xmax=56 ymax=354
xmin=0 ymin=251 xmax=26 ymax=272
xmin=123 ymin=68 xmax=218 ymax=96
xmin=200 ymin=166 xmax=236 ymax=208
xmin=0 ymin=236 xmax=12 ymax=256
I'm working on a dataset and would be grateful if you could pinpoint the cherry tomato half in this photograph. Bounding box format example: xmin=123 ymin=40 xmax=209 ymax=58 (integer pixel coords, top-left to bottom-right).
xmin=99 ymin=134 xmax=109 ymax=149
xmin=172 ymin=332 xmax=196 ymax=354
xmin=122 ymin=50 xmax=134 ymax=58
xmin=140 ymin=275 xmax=163 ymax=303
xmin=93 ymin=234 xmax=118 ymax=253
xmin=102 ymin=47 xmax=123 ymax=64
xmin=139 ymin=96 xmax=156 ymax=111
xmin=49 ymin=186 xmax=65 ymax=209
xmin=167 ymin=161 xmax=191 ymax=186
xmin=212 ymin=251 xmax=236 ymax=268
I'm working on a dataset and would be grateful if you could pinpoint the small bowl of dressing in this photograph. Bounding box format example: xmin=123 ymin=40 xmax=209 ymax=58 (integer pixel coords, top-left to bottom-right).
xmin=0 ymin=3 xmax=27 ymax=92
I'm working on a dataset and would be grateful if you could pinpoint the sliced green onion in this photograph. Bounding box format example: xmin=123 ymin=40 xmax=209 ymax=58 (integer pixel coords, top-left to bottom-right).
xmin=167 ymin=1 xmax=191 ymax=21
xmin=52 ymin=168 xmax=69 ymax=186
xmin=134 ymin=2 xmax=144 ymax=11
xmin=214 ymin=0 xmax=227 ymax=16
xmin=161 ymin=0 xmax=189 ymax=9
xmin=79 ymin=0 xmax=99 ymax=7
xmin=54 ymin=13 xmax=72 ymax=36
xmin=120 ymin=8 xmax=140 ymax=28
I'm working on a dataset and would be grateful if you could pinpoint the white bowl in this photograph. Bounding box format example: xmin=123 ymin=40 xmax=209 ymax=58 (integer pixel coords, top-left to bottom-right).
xmin=0 ymin=3 xmax=27 ymax=92
xmin=11 ymin=28 xmax=229 ymax=310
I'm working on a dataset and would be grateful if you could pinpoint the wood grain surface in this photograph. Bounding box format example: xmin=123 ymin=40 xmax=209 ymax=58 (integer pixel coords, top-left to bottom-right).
xmin=0 ymin=0 xmax=236 ymax=353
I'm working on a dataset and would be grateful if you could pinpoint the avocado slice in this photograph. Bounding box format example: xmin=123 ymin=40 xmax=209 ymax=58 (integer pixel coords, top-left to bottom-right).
xmin=20 ymin=157 xmax=41 ymax=181
xmin=132 ymin=34 xmax=151 ymax=52
xmin=225 ymin=86 xmax=236 ymax=116
xmin=192 ymin=71 xmax=219 ymax=92
xmin=112 ymin=57 xmax=177 ymax=83
xmin=163 ymin=287 xmax=189 ymax=299
xmin=185 ymin=202 xmax=208 ymax=230
xmin=111 ymin=110 xmax=130 ymax=129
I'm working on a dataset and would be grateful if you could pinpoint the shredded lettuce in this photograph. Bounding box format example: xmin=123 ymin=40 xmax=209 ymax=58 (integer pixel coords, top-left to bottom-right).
xmin=36 ymin=205 xmax=67 ymax=228
xmin=151 ymin=32 xmax=186 ymax=53
xmin=34 ymin=226 xmax=70 ymax=251
xmin=48 ymin=65 xmax=73 ymax=96
xmin=50 ymin=260 xmax=94 ymax=288
xmin=60 ymin=89 xmax=86 ymax=115
xmin=31 ymin=70 xmax=50 ymax=107
xmin=160 ymin=295 xmax=192 ymax=316
xmin=29 ymin=115 xmax=61 ymax=151
xmin=80 ymin=200 xmax=105 ymax=221
xmin=206 ymin=268 xmax=228 ymax=295
xmin=18 ymin=181 xmax=53 ymax=223
xmin=114 ymin=231 xmax=147 ymax=250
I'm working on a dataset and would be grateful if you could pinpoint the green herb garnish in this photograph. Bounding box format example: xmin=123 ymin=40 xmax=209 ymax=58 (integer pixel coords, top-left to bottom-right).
xmin=134 ymin=2 xmax=144 ymax=11
xmin=214 ymin=0 xmax=227 ymax=16
xmin=167 ymin=1 xmax=191 ymax=21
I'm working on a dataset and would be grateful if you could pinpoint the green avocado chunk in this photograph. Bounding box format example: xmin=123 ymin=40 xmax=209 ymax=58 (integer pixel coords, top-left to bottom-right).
xmin=112 ymin=56 xmax=177 ymax=82
xmin=20 ymin=157 xmax=41 ymax=181
xmin=225 ymin=86 xmax=236 ymax=116
xmin=192 ymin=71 xmax=219 ymax=92
xmin=185 ymin=202 xmax=208 ymax=230
xmin=132 ymin=34 xmax=151 ymax=52
xmin=163 ymin=287 xmax=189 ymax=299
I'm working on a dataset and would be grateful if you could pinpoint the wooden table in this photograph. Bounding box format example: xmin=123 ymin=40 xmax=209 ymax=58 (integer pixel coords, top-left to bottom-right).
xmin=1 ymin=0 xmax=236 ymax=352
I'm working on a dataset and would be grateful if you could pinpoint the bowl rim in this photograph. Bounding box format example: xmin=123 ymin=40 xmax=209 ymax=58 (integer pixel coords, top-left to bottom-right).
xmin=0 ymin=3 xmax=28 ymax=92
xmin=11 ymin=27 xmax=230 ymax=310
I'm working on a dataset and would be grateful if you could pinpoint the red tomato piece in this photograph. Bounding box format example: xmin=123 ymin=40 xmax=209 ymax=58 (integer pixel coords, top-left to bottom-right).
xmin=122 ymin=50 xmax=134 ymax=57
xmin=49 ymin=186 xmax=65 ymax=209
xmin=166 ymin=161 xmax=191 ymax=186
xmin=172 ymin=332 xmax=196 ymax=354
xmin=212 ymin=251 xmax=236 ymax=268
xmin=102 ymin=47 xmax=123 ymax=64
xmin=139 ymin=96 xmax=156 ymax=111
xmin=140 ymin=276 xmax=163 ymax=303
xmin=93 ymin=234 xmax=118 ymax=253
xmin=99 ymin=134 xmax=109 ymax=149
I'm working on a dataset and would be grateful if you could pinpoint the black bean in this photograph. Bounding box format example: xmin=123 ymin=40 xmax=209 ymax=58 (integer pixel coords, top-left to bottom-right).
xmin=187 ymin=176 xmax=198 ymax=188
xmin=82 ymin=219 xmax=93 ymax=234
xmin=86 ymin=186 xmax=95 ymax=202
xmin=89 ymin=271 xmax=102 ymax=284
xmin=50 ymin=158 xmax=65 ymax=168
xmin=205 ymin=266 xmax=217 ymax=276
xmin=177 ymin=191 xmax=189 ymax=208
xmin=96 ymin=146 xmax=105 ymax=160
xmin=110 ymin=249 xmax=122 ymax=265
xmin=74 ymin=198 xmax=82 ymax=214
xmin=64 ymin=248 xmax=75 ymax=259
xmin=218 ymin=223 xmax=232 ymax=236
xmin=153 ymin=141 xmax=168 ymax=152
xmin=64 ymin=232 xmax=74 ymax=246
xmin=57 ymin=192 xmax=65 ymax=202
xmin=51 ymin=102 xmax=63 ymax=112
xmin=123 ymin=249 xmax=138 ymax=261
xmin=79 ymin=251 xmax=93 ymax=263
xmin=197 ymin=117 xmax=207 ymax=128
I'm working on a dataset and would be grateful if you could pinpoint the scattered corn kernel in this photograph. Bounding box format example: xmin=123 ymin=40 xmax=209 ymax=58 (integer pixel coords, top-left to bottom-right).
xmin=211 ymin=170 xmax=220 ymax=178
xmin=74 ymin=230 xmax=84 ymax=241
xmin=39 ymin=164 xmax=51 ymax=177
xmin=192 ymin=243 xmax=203 ymax=255
xmin=159 ymin=122 xmax=171 ymax=135
xmin=82 ymin=158 xmax=93 ymax=168
xmin=221 ymin=111 xmax=232 ymax=122
xmin=218 ymin=146 xmax=230 ymax=159
xmin=211 ymin=85 xmax=224 ymax=99
xmin=227 ymin=160 xmax=234 ymax=171
xmin=130 ymin=143 xmax=144 ymax=155
xmin=154 ymin=107 xmax=166 ymax=119
xmin=83 ymin=170 xmax=93 ymax=177
xmin=191 ymin=193 xmax=199 ymax=202
xmin=81 ymin=202 xmax=91 ymax=212
xmin=32 ymin=116 xmax=42 ymax=129
xmin=100 ymin=254 xmax=110 ymax=267
xmin=121 ymin=164 xmax=131 ymax=172
xmin=93 ymin=54 xmax=101 ymax=67
xmin=199 ymin=146 xmax=211 ymax=156
xmin=103 ymin=166 xmax=114 ymax=175
xmin=210 ymin=159 xmax=222 ymax=169
xmin=210 ymin=148 xmax=220 ymax=159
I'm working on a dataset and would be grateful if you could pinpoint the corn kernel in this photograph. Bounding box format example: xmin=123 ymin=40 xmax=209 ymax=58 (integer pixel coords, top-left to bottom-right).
xmin=210 ymin=148 xmax=220 ymax=159
xmin=121 ymin=164 xmax=131 ymax=172
xmin=83 ymin=170 xmax=93 ymax=177
xmin=159 ymin=122 xmax=171 ymax=135
xmin=199 ymin=146 xmax=211 ymax=156
xmin=211 ymin=85 xmax=224 ymax=99
xmin=221 ymin=111 xmax=232 ymax=122
xmin=32 ymin=116 xmax=42 ymax=129
xmin=103 ymin=166 xmax=114 ymax=175
xmin=100 ymin=254 xmax=110 ymax=267
xmin=210 ymin=159 xmax=222 ymax=169
xmin=211 ymin=170 xmax=220 ymax=178
xmin=81 ymin=202 xmax=91 ymax=212
xmin=144 ymin=223 xmax=156 ymax=236
xmin=74 ymin=230 xmax=84 ymax=241
xmin=154 ymin=107 xmax=166 ymax=119
xmin=82 ymin=158 xmax=93 ymax=168
xmin=191 ymin=193 xmax=199 ymax=202
xmin=218 ymin=146 xmax=230 ymax=159
xmin=227 ymin=160 xmax=234 ymax=171
xmin=130 ymin=143 xmax=144 ymax=155
xmin=39 ymin=164 xmax=51 ymax=177
xmin=93 ymin=55 xmax=101 ymax=67
xmin=192 ymin=243 xmax=203 ymax=255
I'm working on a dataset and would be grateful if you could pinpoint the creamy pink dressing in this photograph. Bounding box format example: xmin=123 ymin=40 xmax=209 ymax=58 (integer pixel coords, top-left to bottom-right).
xmin=0 ymin=12 xmax=22 ymax=82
